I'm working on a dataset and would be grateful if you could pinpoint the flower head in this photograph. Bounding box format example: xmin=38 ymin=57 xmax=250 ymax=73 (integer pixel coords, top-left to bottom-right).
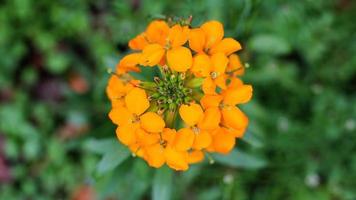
xmin=106 ymin=16 xmax=252 ymax=171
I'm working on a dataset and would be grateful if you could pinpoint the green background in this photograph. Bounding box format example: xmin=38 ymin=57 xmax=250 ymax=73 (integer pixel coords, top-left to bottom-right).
xmin=0 ymin=0 xmax=355 ymax=199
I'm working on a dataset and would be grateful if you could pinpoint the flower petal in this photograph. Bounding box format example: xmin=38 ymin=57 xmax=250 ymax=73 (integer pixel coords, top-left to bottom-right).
xmin=227 ymin=77 xmax=244 ymax=89
xmin=140 ymin=44 xmax=165 ymax=67
xmin=135 ymin=128 xmax=160 ymax=146
xmin=211 ymin=53 xmax=228 ymax=74
xmin=202 ymin=77 xmax=216 ymax=95
xmin=166 ymin=46 xmax=192 ymax=72
xmin=179 ymin=103 xmax=204 ymax=126
xmin=191 ymin=53 xmax=211 ymax=77
xmin=227 ymin=54 xmax=244 ymax=76
xmin=173 ymin=128 xmax=195 ymax=151
xmin=221 ymin=106 xmax=249 ymax=130
xmin=145 ymin=20 xmax=169 ymax=46
xmin=211 ymin=127 xmax=235 ymax=154
xmin=192 ymin=130 xmax=212 ymax=150
xmin=116 ymin=53 xmax=141 ymax=74
xmin=164 ymin=146 xmax=189 ymax=171
xmin=129 ymin=33 xmax=148 ymax=50
xmin=129 ymin=143 xmax=144 ymax=157
xmin=162 ymin=128 xmax=176 ymax=144
xmin=200 ymin=94 xmax=223 ymax=109
xmin=168 ymin=25 xmax=190 ymax=47
xmin=144 ymin=143 xmax=165 ymax=168
xmin=209 ymin=38 xmax=242 ymax=55
xmin=140 ymin=112 xmax=165 ymax=132
xmin=106 ymin=75 xmax=125 ymax=100
xmin=197 ymin=107 xmax=221 ymax=130
xmin=108 ymin=106 xmax=134 ymax=126
xmin=226 ymin=127 xmax=246 ymax=138
xmin=214 ymin=74 xmax=227 ymax=90
xmin=188 ymin=28 xmax=206 ymax=53
xmin=223 ymin=85 xmax=253 ymax=105
xmin=187 ymin=150 xmax=204 ymax=164
xmin=201 ymin=20 xmax=224 ymax=49
xmin=125 ymin=88 xmax=150 ymax=115
xmin=116 ymin=123 xmax=138 ymax=146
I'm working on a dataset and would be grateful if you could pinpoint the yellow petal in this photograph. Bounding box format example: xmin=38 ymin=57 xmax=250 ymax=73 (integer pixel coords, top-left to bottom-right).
xmin=108 ymin=106 xmax=134 ymax=126
xmin=135 ymin=128 xmax=160 ymax=146
xmin=223 ymin=85 xmax=253 ymax=105
xmin=226 ymin=127 xmax=246 ymax=138
xmin=201 ymin=20 xmax=224 ymax=49
xmin=116 ymin=53 xmax=141 ymax=74
xmin=110 ymin=98 xmax=125 ymax=108
xmin=211 ymin=127 xmax=235 ymax=154
xmin=168 ymin=25 xmax=190 ymax=47
xmin=191 ymin=53 xmax=211 ymax=77
xmin=197 ymin=107 xmax=221 ymax=130
xmin=200 ymin=94 xmax=223 ymax=109
xmin=125 ymin=88 xmax=150 ymax=115
xmin=166 ymin=46 xmax=192 ymax=72
xmin=209 ymin=38 xmax=242 ymax=55
xmin=140 ymin=44 xmax=165 ymax=67
xmin=187 ymin=150 xmax=204 ymax=164
xmin=140 ymin=112 xmax=165 ymax=132
xmin=129 ymin=143 xmax=144 ymax=158
xmin=192 ymin=130 xmax=212 ymax=150
xmin=145 ymin=20 xmax=169 ymax=46
xmin=173 ymin=128 xmax=195 ymax=151
xmin=202 ymin=77 xmax=216 ymax=95
xmin=221 ymin=106 xmax=249 ymax=130
xmin=143 ymin=143 xmax=165 ymax=168
xmin=211 ymin=53 xmax=228 ymax=74
xmin=179 ymin=103 xmax=204 ymax=126
xmin=188 ymin=28 xmax=206 ymax=53
xmin=227 ymin=54 xmax=244 ymax=76
xmin=162 ymin=128 xmax=176 ymax=144
xmin=116 ymin=123 xmax=138 ymax=146
xmin=214 ymin=74 xmax=227 ymax=89
xmin=227 ymin=77 xmax=243 ymax=89
xmin=129 ymin=33 xmax=148 ymax=50
xmin=106 ymin=75 xmax=125 ymax=100
xmin=164 ymin=146 xmax=189 ymax=171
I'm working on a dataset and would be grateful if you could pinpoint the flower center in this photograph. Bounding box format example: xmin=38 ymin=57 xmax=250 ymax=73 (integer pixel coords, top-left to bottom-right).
xmin=150 ymin=71 xmax=193 ymax=112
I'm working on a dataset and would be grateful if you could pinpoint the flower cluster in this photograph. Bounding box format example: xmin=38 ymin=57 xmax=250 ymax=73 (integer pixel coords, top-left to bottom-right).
xmin=107 ymin=17 xmax=252 ymax=171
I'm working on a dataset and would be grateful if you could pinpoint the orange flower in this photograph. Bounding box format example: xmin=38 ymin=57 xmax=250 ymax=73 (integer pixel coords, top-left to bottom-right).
xmin=189 ymin=21 xmax=242 ymax=94
xmin=138 ymin=21 xmax=192 ymax=72
xmin=178 ymin=103 xmax=213 ymax=151
xmin=106 ymin=17 xmax=252 ymax=171
xmin=200 ymin=78 xmax=252 ymax=136
xmin=143 ymin=128 xmax=189 ymax=170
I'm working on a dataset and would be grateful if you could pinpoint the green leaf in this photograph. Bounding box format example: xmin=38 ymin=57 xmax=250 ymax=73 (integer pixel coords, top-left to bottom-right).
xmin=249 ymin=34 xmax=291 ymax=55
xmin=213 ymin=149 xmax=266 ymax=169
xmin=242 ymin=131 xmax=263 ymax=148
xmin=83 ymin=138 xmax=130 ymax=175
xmin=96 ymin=145 xmax=130 ymax=175
xmin=152 ymin=166 xmax=173 ymax=200
xmin=83 ymin=138 xmax=119 ymax=154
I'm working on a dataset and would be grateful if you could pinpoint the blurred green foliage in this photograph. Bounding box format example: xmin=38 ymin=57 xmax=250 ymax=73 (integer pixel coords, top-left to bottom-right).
xmin=0 ymin=0 xmax=355 ymax=199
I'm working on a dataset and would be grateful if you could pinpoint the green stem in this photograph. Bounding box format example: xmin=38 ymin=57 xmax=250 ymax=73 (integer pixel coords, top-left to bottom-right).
xmin=165 ymin=109 xmax=177 ymax=129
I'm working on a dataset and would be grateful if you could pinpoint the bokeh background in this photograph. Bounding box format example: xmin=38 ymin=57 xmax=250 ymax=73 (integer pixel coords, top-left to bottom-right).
xmin=1 ymin=0 xmax=355 ymax=199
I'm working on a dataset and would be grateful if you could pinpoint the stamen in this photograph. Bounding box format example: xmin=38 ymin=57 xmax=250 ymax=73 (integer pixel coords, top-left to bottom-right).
xmin=210 ymin=71 xmax=218 ymax=79
xmin=192 ymin=126 xmax=200 ymax=134
xmin=132 ymin=114 xmax=140 ymax=123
